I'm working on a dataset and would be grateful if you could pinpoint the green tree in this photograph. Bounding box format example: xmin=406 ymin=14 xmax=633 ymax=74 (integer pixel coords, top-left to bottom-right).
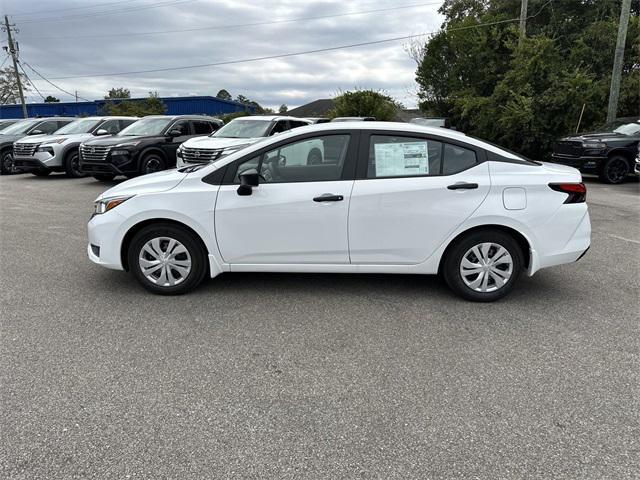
xmin=103 ymin=91 xmax=166 ymax=116
xmin=414 ymin=0 xmax=640 ymax=159
xmin=0 ymin=67 xmax=30 ymax=105
xmin=216 ymin=89 xmax=232 ymax=100
xmin=44 ymin=95 xmax=60 ymax=103
xmin=279 ymin=104 xmax=288 ymax=114
xmin=329 ymin=89 xmax=401 ymax=121
xmin=105 ymin=87 xmax=131 ymax=99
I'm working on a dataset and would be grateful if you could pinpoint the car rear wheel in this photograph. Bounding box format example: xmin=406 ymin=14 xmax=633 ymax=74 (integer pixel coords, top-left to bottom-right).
xmin=92 ymin=173 xmax=116 ymax=181
xmin=599 ymin=155 xmax=630 ymax=184
xmin=1 ymin=149 xmax=14 ymax=174
xmin=443 ymin=230 xmax=524 ymax=302
xmin=140 ymin=153 xmax=166 ymax=175
xmin=64 ymin=150 xmax=87 ymax=178
xmin=128 ymin=224 xmax=207 ymax=295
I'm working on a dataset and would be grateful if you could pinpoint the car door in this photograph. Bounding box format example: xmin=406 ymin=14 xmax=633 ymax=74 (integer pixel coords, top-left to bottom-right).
xmin=348 ymin=132 xmax=490 ymax=264
xmin=163 ymin=120 xmax=192 ymax=164
xmin=214 ymin=132 xmax=358 ymax=265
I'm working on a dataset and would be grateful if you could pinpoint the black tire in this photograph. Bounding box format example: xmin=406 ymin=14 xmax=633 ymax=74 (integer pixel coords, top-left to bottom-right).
xmin=307 ymin=147 xmax=323 ymax=165
xmin=442 ymin=230 xmax=524 ymax=302
xmin=599 ymin=155 xmax=630 ymax=184
xmin=0 ymin=149 xmax=14 ymax=175
xmin=140 ymin=153 xmax=167 ymax=175
xmin=31 ymin=169 xmax=51 ymax=177
xmin=92 ymin=173 xmax=116 ymax=181
xmin=128 ymin=223 xmax=207 ymax=295
xmin=64 ymin=149 xmax=87 ymax=178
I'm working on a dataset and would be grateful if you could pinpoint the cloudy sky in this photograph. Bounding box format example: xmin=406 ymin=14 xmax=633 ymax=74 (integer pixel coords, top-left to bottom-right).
xmin=1 ymin=0 xmax=444 ymax=109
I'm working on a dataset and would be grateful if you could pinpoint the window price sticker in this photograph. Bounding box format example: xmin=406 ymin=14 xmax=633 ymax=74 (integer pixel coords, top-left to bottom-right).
xmin=374 ymin=141 xmax=429 ymax=177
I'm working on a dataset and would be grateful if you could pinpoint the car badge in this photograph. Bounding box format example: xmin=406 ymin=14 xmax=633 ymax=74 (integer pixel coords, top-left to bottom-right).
xmin=90 ymin=147 xmax=95 ymax=154
xmin=194 ymin=151 xmax=200 ymax=158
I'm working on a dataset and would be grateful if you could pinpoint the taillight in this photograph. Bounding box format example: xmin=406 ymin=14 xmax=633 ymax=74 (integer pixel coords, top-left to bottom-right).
xmin=549 ymin=182 xmax=586 ymax=203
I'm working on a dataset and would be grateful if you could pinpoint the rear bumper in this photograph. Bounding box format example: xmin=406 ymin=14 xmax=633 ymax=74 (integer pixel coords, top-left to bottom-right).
xmin=533 ymin=210 xmax=591 ymax=273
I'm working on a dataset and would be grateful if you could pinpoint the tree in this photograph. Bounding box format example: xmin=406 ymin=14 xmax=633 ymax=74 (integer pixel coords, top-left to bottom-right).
xmin=216 ymin=89 xmax=232 ymax=100
xmin=329 ymin=89 xmax=401 ymax=121
xmin=279 ymin=104 xmax=288 ymax=114
xmin=103 ymin=91 xmax=166 ymax=116
xmin=414 ymin=0 xmax=640 ymax=159
xmin=44 ymin=95 xmax=60 ymax=103
xmin=105 ymin=87 xmax=131 ymax=99
xmin=0 ymin=67 xmax=30 ymax=105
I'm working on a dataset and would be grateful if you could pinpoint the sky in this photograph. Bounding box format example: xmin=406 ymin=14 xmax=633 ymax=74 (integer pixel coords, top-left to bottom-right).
xmin=0 ymin=0 xmax=444 ymax=110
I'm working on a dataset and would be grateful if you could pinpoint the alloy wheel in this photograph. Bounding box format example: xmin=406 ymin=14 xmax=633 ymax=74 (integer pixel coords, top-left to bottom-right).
xmin=144 ymin=157 xmax=163 ymax=174
xmin=459 ymin=242 xmax=513 ymax=293
xmin=606 ymin=158 xmax=629 ymax=183
xmin=138 ymin=236 xmax=192 ymax=287
xmin=2 ymin=153 xmax=14 ymax=174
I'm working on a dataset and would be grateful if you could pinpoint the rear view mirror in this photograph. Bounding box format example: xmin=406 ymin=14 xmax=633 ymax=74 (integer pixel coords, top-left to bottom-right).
xmin=95 ymin=129 xmax=109 ymax=136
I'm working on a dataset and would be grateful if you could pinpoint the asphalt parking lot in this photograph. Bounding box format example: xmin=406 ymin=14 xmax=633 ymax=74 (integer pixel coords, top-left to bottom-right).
xmin=1 ymin=173 xmax=638 ymax=479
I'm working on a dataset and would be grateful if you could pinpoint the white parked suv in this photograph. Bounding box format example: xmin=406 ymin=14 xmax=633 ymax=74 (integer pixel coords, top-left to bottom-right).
xmin=88 ymin=122 xmax=591 ymax=301
xmin=176 ymin=115 xmax=312 ymax=168
xmin=13 ymin=116 xmax=137 ymax=177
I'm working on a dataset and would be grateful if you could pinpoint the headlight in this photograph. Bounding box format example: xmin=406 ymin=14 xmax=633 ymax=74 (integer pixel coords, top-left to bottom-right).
xmin=115 ymin=141 xmax=140 ymax=148
xmin=111 ymin=149 xmax=130 ymax=156
xmin=176 ymin=145 xmax=184 ymax=158
xmin=581 ymin=141 xmax=606 ymax=149
xmin=36 ymin=145 xmax=55 ymax=155
xmin=93 ymin=195 xmax=134 ymax=215
xmin=40 ymin=138 xmax=66 ymax=145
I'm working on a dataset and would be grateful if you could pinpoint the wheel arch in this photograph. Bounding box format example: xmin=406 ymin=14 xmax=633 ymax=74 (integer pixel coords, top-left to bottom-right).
xmin=607 ymin=148 xmax=634 ymax=166
xmin=437 ymin=224 xmax=531 ymax=274
xmin=120 ymin=218 xmax=210 ymax=272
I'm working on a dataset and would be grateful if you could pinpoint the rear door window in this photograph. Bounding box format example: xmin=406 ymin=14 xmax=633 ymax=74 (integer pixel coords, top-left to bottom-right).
xmin=442 ymin=144 xmax=477 ymax=175
xmin=192 ymin=121 xmax=214 ymax=135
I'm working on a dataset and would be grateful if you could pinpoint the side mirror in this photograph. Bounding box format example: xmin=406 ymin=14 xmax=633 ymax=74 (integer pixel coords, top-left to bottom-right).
xmin=29 ymin=129 xmax=43 ymax=135
xmin=237 ymin=168 xmax=260 ymax=196
xmin=95 ymin=128 xmax=109 ymax=136
xmin=168 ymin=129 xmax=183 ymax=137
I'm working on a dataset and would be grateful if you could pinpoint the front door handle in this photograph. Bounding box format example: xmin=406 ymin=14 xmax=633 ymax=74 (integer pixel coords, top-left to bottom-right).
xmin=447 ymin=182 xmax=479 ymax=190
xmin=313 ymin=194 xmax=344 ymax=202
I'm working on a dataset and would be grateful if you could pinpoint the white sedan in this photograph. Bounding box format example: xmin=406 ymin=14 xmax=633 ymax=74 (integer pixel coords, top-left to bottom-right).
xmin=88 ymin=122 xmax=591 ymax=301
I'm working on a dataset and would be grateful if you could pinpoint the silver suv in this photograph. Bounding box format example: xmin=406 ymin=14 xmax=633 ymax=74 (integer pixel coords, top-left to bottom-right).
xmin=13 ymin=116 xmax=137 ymax=177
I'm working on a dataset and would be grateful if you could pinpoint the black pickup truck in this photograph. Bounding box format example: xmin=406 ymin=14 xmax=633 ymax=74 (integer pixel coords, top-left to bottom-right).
xmin=551 ymin=117 xmax=640 ymax=184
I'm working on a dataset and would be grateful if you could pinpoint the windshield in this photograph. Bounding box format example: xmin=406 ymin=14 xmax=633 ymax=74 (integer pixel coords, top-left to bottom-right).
xmin=118 ymin=117 xmax=171 ymax=136
xmin=0 ymin=119 xmax=39 ymax=135
xmin=0 ymin=121 xmax=17 ymax=131
xmin=212 ymin=119 xmax=271 ymax=138
xmin=54 ymin=118 xmax=101 ymax=135
xmin=597 ymin=118 xmax=640 ymax=136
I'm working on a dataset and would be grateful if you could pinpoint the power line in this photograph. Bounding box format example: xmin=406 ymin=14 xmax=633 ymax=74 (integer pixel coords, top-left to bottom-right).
xmin=17 ymin=61 xmax=45 ymax=101
xmin=21 ymin=61 xmax=92 ymax=101
xmin=17 ymin=0 xmax=196 ymax=24
xmin=27 ymin=1 xmax=444 ymax=40
xmin=10 ymin=0 xmax=151 ymax=18
xmin=49 ymin=17 xmax=523 ymax=80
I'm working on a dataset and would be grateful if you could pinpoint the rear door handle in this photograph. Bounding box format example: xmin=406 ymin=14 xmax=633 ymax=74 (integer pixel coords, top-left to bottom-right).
xmin=447 ymin=182 xmax=479 ymax=190
xmin=313 ymin=194 xmax=344 ymax=202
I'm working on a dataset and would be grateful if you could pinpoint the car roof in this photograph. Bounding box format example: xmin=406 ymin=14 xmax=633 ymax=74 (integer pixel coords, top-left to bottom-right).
xmin=231 ymin=115 xmax=311 ymax=123
xmin=141 ymin=115 xmax=220 ymax=121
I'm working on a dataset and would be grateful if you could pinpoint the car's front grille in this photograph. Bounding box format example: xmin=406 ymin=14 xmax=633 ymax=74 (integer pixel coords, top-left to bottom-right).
xmin=181 ymin=147 xmax=224 ymax=164
xmin=80 ymin=144 xmax=111 ymax=162
xmin=13 ymin=143 xmax=39 ymax=157
xmin=553 ymin=141 xmax=583 ymax=157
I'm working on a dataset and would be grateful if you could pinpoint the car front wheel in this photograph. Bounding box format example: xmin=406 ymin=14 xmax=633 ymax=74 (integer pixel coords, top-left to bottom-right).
xmin=599 ymin=155 xmax=630 ymax=184
xmin=1 ymin=149 xmax=14 ymax=174
xmin=443 ymin=230 xmax=524 ymax=302
xmin=128 ymin=224 xmax=207 ymax=295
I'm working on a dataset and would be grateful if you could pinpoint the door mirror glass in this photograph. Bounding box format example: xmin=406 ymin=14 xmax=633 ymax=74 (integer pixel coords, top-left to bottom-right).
xmin=168 ymin=128 xmax=183 ymax=137
xmin=95 ymin=128 xmax=109 ymax=136
xmin=239 ymin=168 xmax=260 ymax=187
xmin=29 ymin=129 xmax=43 ymax=135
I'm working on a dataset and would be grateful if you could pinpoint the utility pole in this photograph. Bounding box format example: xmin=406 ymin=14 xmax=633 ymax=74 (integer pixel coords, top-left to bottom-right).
xmin=75 ymin=90 xmax=78 ymax=102
xmin=2 ymin=15 xmax=27 ymax=118
xmin=607 ymin=0 xmax=632 ymax=122
xmin=518 ymin=0 xmax=528 ymax=44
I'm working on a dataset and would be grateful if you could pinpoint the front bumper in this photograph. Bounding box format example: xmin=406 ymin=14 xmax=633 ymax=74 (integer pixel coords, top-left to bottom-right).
xmin=80 ymin=150 xmax=138 ymax=175
xmin=550 ymin=154 xmax=605 ymax=172
xmin=87 ymin=210 xmax=127 ymax=270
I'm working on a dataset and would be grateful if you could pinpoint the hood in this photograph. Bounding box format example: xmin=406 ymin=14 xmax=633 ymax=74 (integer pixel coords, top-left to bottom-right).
xmin=16 ymin=132 xmax=91 ymax=145
xmin=84 ymin=135 xmax=155 ymax=147
xmin=0 ymin=133 xmax=31 ymax=146
xmin=96 ymin=168 xmax=188 ymax=201
xmin=183 ymin=135 xmax=260 ymax=150
xmin=560 ymin=132 xmax=625 ymax=143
